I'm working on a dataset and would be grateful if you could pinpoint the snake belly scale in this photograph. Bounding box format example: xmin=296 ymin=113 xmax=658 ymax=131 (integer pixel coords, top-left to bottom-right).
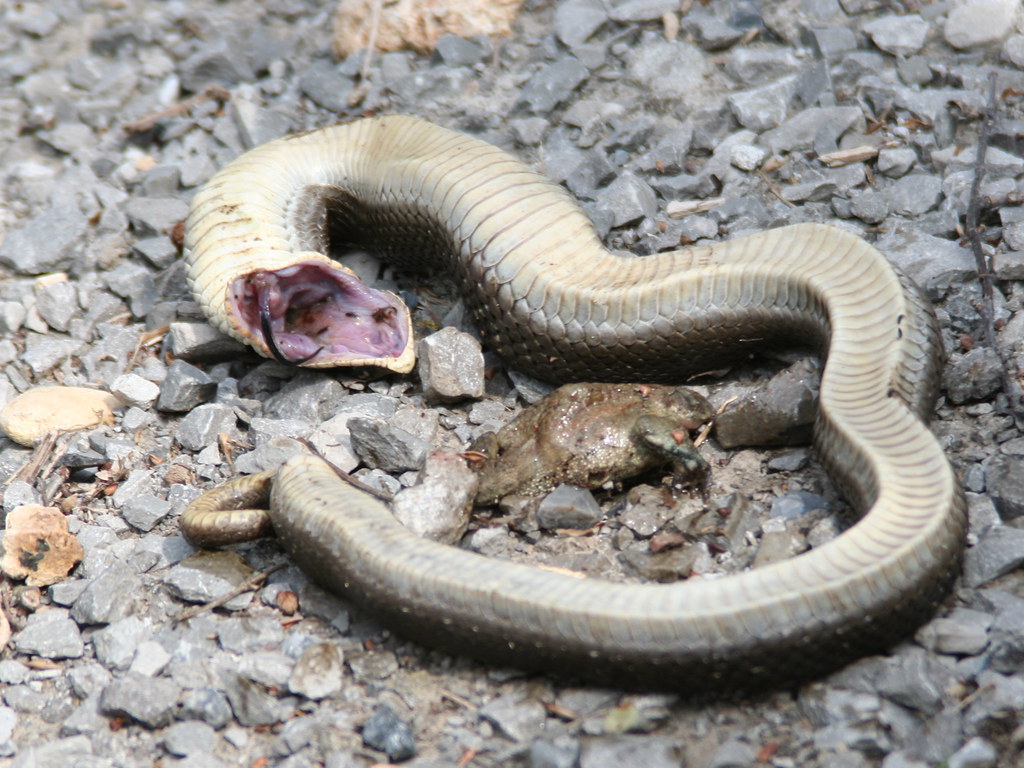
xmin=183 ymin=115 xmax=965 ymax=690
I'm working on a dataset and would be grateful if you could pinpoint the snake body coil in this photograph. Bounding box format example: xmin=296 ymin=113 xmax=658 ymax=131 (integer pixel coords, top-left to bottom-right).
xmin=183 ymin=116 xmax=965 ymax=690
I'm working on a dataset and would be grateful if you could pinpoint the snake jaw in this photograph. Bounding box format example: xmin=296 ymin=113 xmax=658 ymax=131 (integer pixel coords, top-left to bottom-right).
xmin=228 ymin=261 xmax=415 ymax=373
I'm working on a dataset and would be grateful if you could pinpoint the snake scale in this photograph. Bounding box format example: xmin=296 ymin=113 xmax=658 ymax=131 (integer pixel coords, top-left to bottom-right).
xmin=182 ymin=115 xmax=965 ymax=691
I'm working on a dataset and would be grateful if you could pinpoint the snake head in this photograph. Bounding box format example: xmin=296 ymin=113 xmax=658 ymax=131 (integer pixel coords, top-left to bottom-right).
xmin=227 ymin=260 xmax=415 ymax=373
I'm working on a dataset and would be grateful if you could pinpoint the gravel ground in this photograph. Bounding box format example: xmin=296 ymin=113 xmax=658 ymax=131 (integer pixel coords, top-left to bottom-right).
xmin=2 ymin=0 xmax=1024 ymax=766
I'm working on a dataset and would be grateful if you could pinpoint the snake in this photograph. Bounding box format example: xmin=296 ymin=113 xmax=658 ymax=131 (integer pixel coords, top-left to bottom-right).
xmin=181 ymin=115 xmax=965 ymax=691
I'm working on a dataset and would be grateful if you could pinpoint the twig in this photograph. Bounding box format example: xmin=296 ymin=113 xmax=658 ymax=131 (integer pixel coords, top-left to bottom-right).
xmin=964 ymin=72 xmax=1024 ymax=417
xmin=173 ymin=563 xmax=285 ymax=623
xmin=123 ymin=85 xmax=230 ymax=134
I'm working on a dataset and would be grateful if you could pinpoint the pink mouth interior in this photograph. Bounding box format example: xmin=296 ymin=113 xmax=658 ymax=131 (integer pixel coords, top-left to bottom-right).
xmin=229 ymin=262 xmax=410 ymax=364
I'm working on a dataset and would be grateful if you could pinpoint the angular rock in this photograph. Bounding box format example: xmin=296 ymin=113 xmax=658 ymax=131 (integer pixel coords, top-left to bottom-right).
xmin=288 ymin=642 xmax=344 ymax=700
xmin=348 ymin=416 xmax=429 ymax=473
xmin=175 ymin=403 xmax=238 ymax=451
xmin=362 ymin=705 xmax=415 ymax=762
xmin=518 ymin=57 xmax=588 ymax=114
xmin=944 ymin=0 xmax=1018 ymax=49
xmin=944 ymin=347 xmax=1004 ymax=404
xmin=156 ymin=359 xmax=217 ymax=413
xmin=70 ymin=559 xmax=140 ymax=625
xmin=391 ymin=450 xmax=477 ymax=543
xmin=712 ymin=359 xmax=820 ymax=448
xmin=595 ymin=172 xmax=657 ymax=227
xmin=417 ymin=327 xmax=485 ymax=403
xmin=13 ymin=608 xmax=84 ymax=659
xmin=165 ymin=322 xmax=249 ymax=363
xmin=985 ymin=454 xmax=1024 ymax=520
xmin=862 ymin=14 xmax=929 ymax=56
xmin=963 ymin=525 xmax=1024 ymax=587
xmin=0 ymin=202 xmax=89 ymax=274
xmin=536 ymin=484 xmax=603 ymax=531
xmin=100 ymin=672 xmax=181 ymax=728
xmin=163 ymin=550 xmax=255 ymax=610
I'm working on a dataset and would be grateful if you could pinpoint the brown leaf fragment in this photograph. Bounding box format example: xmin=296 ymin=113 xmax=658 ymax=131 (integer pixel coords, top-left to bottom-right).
xmin=0 ymin=505 xmax=84 ymax=587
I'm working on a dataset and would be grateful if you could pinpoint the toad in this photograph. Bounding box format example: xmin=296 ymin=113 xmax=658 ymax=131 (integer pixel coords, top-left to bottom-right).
xmin=471 ymin=383 xmax=713 ymax=505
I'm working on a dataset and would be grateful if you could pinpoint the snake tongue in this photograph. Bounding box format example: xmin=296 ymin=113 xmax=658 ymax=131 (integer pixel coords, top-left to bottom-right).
xmin=229 ymin=261 xmax=415 ymax=373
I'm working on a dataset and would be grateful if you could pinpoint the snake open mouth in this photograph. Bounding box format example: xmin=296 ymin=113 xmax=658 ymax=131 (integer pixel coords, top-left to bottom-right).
xmin=228 ymin=261 xmax=413 ymax=371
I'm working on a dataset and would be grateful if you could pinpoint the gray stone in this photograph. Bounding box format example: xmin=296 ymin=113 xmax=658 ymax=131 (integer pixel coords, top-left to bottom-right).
xmin=71 ymin=559 xmax=140 ymax=625
xmin=579 ymin=735 xmax=682 ymax=768
xmin=761 ymin=106 xmax=863 ymax=154
xmin=554 ymin=0 xmax=608 ymax=48
xmin=230 ymin=97 xmax=293 ymax=149
xmin=288 ymin=642 xmax=344 ymax=700
xmin=111 ymin=373 xmax=160 ymax=408
xmin=13 ymin=608 xmax=84 ymax=659
xmin=963 ymin=525 xmax=1024 ymax=587
xmin=299 ymin=59 xmax=354 ymax=112
xmin=771 ymin=491 xmax=827 ymax=519
xmin=22 ymin=334 xmax=86 ymax=376
xmin=125 ymin=196 xmax=190 ymax=238
xmin=133 ymin=235 xmax=180 ymax=268
xmin=163 ymin=550 xmax=256 ymax=609
xmin=712 ymin=359 xmax=820 ymax=448
xmin=945 ymin=0 xmax=1018 ymax=50
xmin=0 ymin=203 xmax=89 ymax=274
xmin=752 ymin=520 xmax=806 ymax=568
xmin=709 ymin=739 xmax=758 ymax=768
xmin=163 ymin=720 xmax=218 ymax=757
xmin=0 ymin=705 xmax=14 ymax=756
xmin=877 ymin=147 xmax=917 ymax=178
xmin=102 ymin=261 xmax=157 ymax=317
xmin=100 ymin=672 xmax=181 ymax=728
xmin=166 ymin=322 xmax=248 ymax=364
xmin=179 ymin=687 xmax=233 ymax=729
xmin=529 ymin=739 xmax=581 ymax=768
xmin=434 ymin=34 xmax=486 ymax=67
xmin=808 ymin=26 xmax=858 ymax=59
xmin=608 ymin=0 xmax=677 ymax=22
xmin=417 ymin=327 xmax=485 ymax=403
xmin=850 ymin=188 xmax=890 ymax=224
xmin=519 ymin=57 xmax=589 ymax=114
xmin=121 ymin=492 xmax=171 ymax=532
xmin=175 ymin=403 xmax=238 ymax=451
xmin=625 ymin=39 xmax=707 ymax=102
xmin=877 ymin=229 xmax=977 ymax=301
xmin=392 ymin=450 xmax=477 ymax=544
xmin=479 ymin=693 xmax=548 ymax=742
xmin=986 ymin=454 xmax=1024 ymax=520
xmin=92 ymin=616 xmax=150 ymax=671
xmin=944 ymin=347 xmax=1004 ymax=404
xmin=10 ymin=735 xmax=93 ymax=768
xmin=767 ymin=448 xmax=811 ymax=472
xmin=179 ymin=40 xmax=254 ymax=90
xmin=724 ymin=47 xmax=801 ymax=86
xmin=536 ymin=484 xmax=603 ymax=531
xmin=946 ymin=737 xmax=998 ymax=768
xmin=34 ymin=279 xmax=79 ymax=332
xmin=863 ymin=15 xmax=929 ymax=56
xmin=595 ymin=172 xmax=657 ymax=227
xmin=218 ymin=615 xmax=286 ymax=654
xmin=362 ymin=705 xmax=415 ymax=762
xmin=888 ymin=174 xmax=943 ymax=217
xmin=348 ymin=416 xmax=430 ymax=472
xmin=915 ymin=608 xmax=992 ymax=656
xmin=263 ymin=372 xmax=347 ymax=422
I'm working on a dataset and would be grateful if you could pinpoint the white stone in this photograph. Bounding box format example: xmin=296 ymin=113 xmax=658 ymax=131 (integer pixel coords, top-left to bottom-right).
xmin=863 ymin=14 xmax=929 ymax=56
xmin=945 ymin=0 xmax=1019 ymax=50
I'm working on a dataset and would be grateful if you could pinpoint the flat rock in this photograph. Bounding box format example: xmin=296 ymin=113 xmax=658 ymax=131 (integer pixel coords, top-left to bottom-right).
xmin=0 ymin=386 xmax=120 ymax=447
